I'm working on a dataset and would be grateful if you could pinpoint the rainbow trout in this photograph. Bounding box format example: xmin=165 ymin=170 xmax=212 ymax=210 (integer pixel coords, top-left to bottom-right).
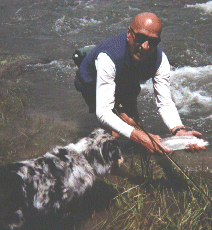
xmin=160 ymin=135 xmax=209 ymax=151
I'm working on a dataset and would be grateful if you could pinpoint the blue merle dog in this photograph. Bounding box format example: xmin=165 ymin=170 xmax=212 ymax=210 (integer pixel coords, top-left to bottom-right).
xmin=0 ymin=128 xmax=123 ymax=229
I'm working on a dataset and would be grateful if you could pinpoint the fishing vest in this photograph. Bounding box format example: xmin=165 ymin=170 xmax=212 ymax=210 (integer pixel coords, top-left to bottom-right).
xmin=75 ymin=30 xmax=163 ymax=113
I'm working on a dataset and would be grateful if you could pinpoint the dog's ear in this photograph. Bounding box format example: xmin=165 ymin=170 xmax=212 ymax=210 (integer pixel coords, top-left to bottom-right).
xmin=102 ymin=140 xmax=122 ymax=162
xmin=85 ymin=148 xmax=105 ymax=166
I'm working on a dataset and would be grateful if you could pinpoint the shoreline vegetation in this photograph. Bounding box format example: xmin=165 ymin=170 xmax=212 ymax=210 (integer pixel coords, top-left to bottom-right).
xmin=1 ymin=59 xmax=212 ymax=229
xmin=93 ymin=159 xmax=212 ymax=229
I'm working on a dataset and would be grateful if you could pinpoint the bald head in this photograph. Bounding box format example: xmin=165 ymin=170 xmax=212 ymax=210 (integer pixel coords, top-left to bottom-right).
xmin=127 ymin=12 xmax=162 ymax=62
xmin=131 ymin=12 xmax=162 ymax=37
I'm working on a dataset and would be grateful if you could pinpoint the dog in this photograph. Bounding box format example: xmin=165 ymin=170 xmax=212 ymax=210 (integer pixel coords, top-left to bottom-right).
xmin=0 ymin=128 xmax=124 ymax=229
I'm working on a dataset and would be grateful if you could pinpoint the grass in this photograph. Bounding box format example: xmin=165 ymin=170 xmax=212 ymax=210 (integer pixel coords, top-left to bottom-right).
xmin=88 ymin=154 xmax=212 ymax=230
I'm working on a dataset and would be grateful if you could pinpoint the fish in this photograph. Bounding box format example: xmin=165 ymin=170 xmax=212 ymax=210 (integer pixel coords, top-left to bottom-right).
xmin=160 ymin=135 xmax=209 ymax=151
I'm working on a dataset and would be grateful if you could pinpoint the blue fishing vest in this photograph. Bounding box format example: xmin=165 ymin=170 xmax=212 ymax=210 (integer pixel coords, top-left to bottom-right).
xmin=77 ymin=30 xmax=162 ymax=113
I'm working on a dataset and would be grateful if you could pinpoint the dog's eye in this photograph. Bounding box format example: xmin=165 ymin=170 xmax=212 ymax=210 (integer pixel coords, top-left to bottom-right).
xmin=111 ymin=148 xmax=122 ymax=160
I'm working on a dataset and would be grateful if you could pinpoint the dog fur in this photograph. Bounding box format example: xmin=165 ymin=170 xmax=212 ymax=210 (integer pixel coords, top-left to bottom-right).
xmin=0 ymin=128 xmax=123 ymax=229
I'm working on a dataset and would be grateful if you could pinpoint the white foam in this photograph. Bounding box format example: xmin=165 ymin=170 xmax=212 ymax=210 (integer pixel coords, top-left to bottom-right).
xmin=170 ymin=65 xmax=212 ymax=114
xmin=170 ymin=65 xmax=212 ymax=79
xmin=54 ymin=15 xmax=65 ymax=32
xmin=186 ymin=1 xmax=212 ymax=13
xmin=79 ymin=17 xmax=102 ymax=26
xmin=139 ymin=65 xmax=212 ymax=115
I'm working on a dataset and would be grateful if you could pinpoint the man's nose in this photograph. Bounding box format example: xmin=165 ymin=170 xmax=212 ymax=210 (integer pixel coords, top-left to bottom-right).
xmin=141 ymin=41 xmax=150 ymax=50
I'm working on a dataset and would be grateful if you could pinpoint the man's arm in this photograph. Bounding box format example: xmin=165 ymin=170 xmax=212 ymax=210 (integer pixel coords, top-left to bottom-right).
xmin=153 ymin=52 xmax=184 ymax=130
xmin=154 ymin=52 xmax=206 ymax=152
xmin=95 ymin=52 xmax=134 ymax=138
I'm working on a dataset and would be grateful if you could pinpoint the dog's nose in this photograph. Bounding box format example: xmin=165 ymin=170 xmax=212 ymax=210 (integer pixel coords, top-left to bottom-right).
xmin=118 ymin=156 xmax=124 ymax=167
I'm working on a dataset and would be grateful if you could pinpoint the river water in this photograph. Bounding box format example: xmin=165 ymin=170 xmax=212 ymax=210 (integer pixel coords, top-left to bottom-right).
xmin=0 ymin=0 xmax=212 ymax=175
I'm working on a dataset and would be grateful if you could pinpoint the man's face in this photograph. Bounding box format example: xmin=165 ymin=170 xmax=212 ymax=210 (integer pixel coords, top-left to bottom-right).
xmin=127 ymin=20 xmax=161 ymax=62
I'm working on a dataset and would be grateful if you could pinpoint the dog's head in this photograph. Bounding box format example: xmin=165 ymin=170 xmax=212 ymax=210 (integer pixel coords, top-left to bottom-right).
xmin=102 ymin=139 xmax=124 ymax=167
xmin=81 ymin=128 xmax=124 ymax=176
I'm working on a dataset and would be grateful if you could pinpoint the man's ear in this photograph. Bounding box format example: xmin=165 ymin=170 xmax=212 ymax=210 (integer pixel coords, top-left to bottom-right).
xmin=127 ymin=27 xmax=131 ymax=41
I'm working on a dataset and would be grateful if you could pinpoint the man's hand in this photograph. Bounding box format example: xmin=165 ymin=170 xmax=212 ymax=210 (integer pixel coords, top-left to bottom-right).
xmin=130 ymin=129 xmax=171 ymax=155
xmin=171 ymin=127 xmax=206 ymax=153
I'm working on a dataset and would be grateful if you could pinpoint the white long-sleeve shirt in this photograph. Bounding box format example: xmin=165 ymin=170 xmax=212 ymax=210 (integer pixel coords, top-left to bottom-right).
xmin=95 ymin=52 xmax=183 ymax=139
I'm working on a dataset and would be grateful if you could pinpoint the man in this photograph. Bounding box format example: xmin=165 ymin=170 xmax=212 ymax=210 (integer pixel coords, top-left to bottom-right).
xmin=75 ymin=12 xmax=205 ymax=155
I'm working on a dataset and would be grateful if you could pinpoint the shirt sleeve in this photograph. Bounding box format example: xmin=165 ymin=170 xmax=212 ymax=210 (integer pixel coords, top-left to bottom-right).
xmin=153 ymin=52 xmax=184 ymax=130
xmin=95 ymin=52 xmax=134 ymax=138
